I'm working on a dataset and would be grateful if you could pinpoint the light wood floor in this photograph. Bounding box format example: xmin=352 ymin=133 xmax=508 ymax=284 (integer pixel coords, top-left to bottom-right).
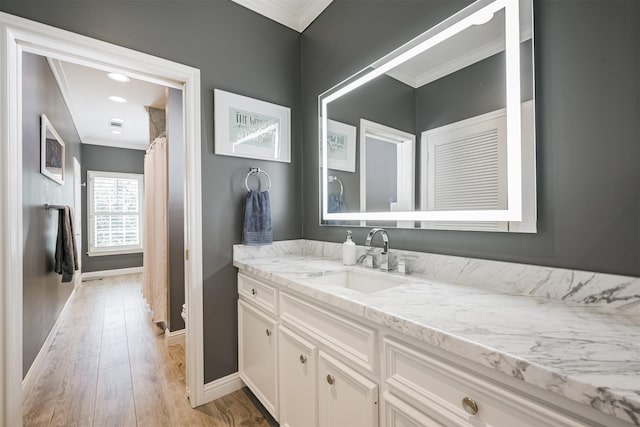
xmin=23 ymin=274 xmax=272 ymax=427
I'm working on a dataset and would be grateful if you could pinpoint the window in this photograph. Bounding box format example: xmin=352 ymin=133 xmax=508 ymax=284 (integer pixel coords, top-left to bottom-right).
xmin=88 ymin=171 xmax=143 ymax=256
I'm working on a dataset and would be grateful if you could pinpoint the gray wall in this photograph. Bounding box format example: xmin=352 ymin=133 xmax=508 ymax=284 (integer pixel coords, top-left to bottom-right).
xmin=167 ymin=87 xmax=185 ymax=332
xmin=22 ymin=52 xmax=82 ymax=377
xmin=365 ymin=137 xmax=397 ymax=212
xmin=302 ymin=0 xmax=640 ymax=277
xmin=80 ymin=144 xmax=145 ymax=272
xmin=416 ymin=40 xmax=534 ymax=133
xmin=327 ymin=75 xmax=415 ymax=213
xmin=0 ymin=0 xmax=302 ymax=383
xmin=12 ymin=0 xmax=638 ymax=389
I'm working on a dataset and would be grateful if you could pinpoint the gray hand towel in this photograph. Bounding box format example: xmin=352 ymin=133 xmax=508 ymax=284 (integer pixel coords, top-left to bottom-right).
xmin=328 ymin=193 xmax=346 ymax=213
xmin=243 ymin=190 xmax=272 ymax=246
xmin=55 ymin=206 xmax=79 ymax=283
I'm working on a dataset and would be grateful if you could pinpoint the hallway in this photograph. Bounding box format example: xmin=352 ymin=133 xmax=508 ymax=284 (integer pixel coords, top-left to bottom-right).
xmin=23 ymin=274 xmax=270 ymax=426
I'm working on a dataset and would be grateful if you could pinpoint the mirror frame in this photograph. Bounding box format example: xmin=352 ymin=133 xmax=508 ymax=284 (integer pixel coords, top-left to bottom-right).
xmin=319 ymin=0 xmax=528 ymax=223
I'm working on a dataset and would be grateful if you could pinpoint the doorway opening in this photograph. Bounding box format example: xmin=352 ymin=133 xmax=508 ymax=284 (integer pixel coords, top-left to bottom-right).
xmin=0 ymin=13 xmax=205 ymax=426
xmin=20 ymin=51 xmax=189 ymax=423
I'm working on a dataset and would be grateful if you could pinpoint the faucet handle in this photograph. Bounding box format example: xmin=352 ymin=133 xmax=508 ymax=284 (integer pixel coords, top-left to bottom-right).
xmin=379 ymin=251 xmax=390 ymax=272
xmin=396 ymin=254 xmax=416 ymax=275
xmin=363 ymin=248 xmax=376 ymax=268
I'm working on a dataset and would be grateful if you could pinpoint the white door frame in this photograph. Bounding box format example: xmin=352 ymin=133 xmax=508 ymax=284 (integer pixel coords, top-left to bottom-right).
xmin=359 ymin=119 xmax=416 ymax=228
xmin=0 ymin=12 xmax=205 ymax=425
xmin=72 ymin=156 xmax=82 ymax=278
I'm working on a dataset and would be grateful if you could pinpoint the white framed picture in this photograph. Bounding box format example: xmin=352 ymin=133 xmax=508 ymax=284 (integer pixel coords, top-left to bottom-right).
xmin=214 ymin=89 xmax=291 ymax=163
xmin=326 ymin=119 xmax=356 ymax=172
xmin=41 ymin=114 xmax=65 ymax=185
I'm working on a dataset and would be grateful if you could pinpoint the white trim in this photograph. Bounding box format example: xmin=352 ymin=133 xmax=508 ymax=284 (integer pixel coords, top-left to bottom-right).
xmin=88 ymin=248 xmax=143 ymax=257
xmin=0 ymin=15 xmax=23 ymax=427
xmin=81 ymin=266 xmax=144 ymax=281
xmin=83 ymin=138 xmax=148 ymax=151
xmin=386 ymin=38 xmax=506 ymax=88
xmin=165 ymin=328 xmax=186 ymax=347
xmin=22 ymin=286 xmax=77 ymax=395
xmin=0 ymin=12 xmax=206 ymax=425
xmin=47 ymin=58 xmax=85 ymax=143
xmin=230 ymin=0 xmax=332 ymax=33
xmin=203 ymin=372 xmax=244 ymax=402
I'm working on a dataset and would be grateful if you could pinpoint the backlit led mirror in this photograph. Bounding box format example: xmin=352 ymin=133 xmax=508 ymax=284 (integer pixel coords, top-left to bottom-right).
xmin=319 ymin=0 xmax=536 ymax=232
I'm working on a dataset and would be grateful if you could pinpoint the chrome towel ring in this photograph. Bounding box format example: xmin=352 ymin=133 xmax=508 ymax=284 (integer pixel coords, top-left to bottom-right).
xmin=328 ymin=175 xmax=343 ymax=196
xmin=245 ymin=168 xmax=272 ymax=192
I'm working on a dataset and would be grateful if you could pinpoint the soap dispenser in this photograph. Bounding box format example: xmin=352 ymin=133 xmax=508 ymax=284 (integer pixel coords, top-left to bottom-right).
xmin=343 ymin=230 xmax=356 ymax=266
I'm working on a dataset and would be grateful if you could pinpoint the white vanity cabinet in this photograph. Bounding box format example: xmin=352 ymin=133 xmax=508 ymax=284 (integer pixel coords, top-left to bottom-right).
xmin=278 ymin=326 xmax=317 ymax=427
xmin=237 ymin=270 xmax=622 ymax=427
xmin=278 ymin=291 xmax=380 ymax=427
xmin=381 ymin=337 xmax=590 ymax=427
xmin=237 ymin=274 xmax=279 ymax=420
xmin=318 ymin=351 xmax=379 ymax=427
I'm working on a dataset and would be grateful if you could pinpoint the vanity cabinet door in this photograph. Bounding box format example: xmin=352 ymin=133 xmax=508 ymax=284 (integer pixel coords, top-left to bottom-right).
xmin=238 ymin=300 xmax=278 ymax=419
xmin=279 ymin=326 xmax=317 ymax=427
xmin=318 ymin=351 xmax=378 ymax=427
xmin=382 ymin=392 xmax=444 ymax=427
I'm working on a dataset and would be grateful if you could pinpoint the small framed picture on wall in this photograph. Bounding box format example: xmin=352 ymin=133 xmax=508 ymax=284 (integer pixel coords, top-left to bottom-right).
xmin=214 ymin=89 xmax=291 ymax=163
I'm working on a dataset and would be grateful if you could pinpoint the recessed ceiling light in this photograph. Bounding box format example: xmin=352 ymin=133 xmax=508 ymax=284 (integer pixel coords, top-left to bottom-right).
xmin=108 ymin=96 xmax=127 ymax=103
xmin=472 ymin=10 xmax=495 ymax=26
xmin=110 ymin=117 xmax=125 ymax=123
xmin=107 ymin=73 xmax=130 ymax=83
xmin=111 ymin=130 xmax=122 ymax=135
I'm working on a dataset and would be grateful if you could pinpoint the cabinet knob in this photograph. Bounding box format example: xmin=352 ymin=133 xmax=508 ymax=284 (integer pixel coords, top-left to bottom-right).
xmin=326 ymin=374 xmax=335 ymax=385
xmin=299 ymin=354 xmax=307 ymax=364
xmin=461 ymin=397 xmax=479 ymax=415
xmin=251 ymin=288 xmax=256 ymax=296
xmin=265 ymin=329 xmax=271 ymax=337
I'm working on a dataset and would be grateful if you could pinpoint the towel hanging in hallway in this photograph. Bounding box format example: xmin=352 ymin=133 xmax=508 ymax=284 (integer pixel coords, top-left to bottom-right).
xmin=54 ymin=206 xmax=79 ymax=283
xmin=243 ymin=190 xmax=272 ymax=246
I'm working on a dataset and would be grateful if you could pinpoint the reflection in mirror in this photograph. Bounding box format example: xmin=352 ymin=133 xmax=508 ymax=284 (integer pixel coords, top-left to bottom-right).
xmin=360 ymin=120 xmax=415 ymax=229
xmin=319 ymin=0 xmax=535 ymax=232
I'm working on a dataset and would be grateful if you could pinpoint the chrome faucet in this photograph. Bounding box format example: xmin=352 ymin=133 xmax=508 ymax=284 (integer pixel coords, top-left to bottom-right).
xmin=364 ymin=228 xmax=390 ymax=271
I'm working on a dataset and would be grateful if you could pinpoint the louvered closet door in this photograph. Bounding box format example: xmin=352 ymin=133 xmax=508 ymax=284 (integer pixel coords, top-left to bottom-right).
xmin=424 ymin=110 xmax=508 ymax=231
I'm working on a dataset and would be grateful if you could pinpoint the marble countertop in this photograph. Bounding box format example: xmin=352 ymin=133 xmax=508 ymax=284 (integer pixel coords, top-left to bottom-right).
xmin=234 ymin=255 xmax=640 ymax=426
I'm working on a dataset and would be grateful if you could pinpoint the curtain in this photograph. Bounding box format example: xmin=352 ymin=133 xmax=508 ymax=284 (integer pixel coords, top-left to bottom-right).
xmin=142 ymin=137 xmax=168 ymax=326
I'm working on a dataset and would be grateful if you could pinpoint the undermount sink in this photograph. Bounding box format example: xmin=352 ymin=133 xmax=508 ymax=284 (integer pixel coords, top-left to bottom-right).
xmin=305 ymin=268 xmax=407 ymax=294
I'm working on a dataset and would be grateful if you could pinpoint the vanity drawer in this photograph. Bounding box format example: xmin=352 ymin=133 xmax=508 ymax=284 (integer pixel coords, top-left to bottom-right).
xmin=238 ymin=273 xmax=277 ymax=315
xmin=383 ymin=338 xmax=586 ymax=427
xmin=280 ymin=292 xmax=377 ymax=373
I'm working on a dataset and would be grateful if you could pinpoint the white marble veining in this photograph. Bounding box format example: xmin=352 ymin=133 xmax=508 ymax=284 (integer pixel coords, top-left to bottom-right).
xmin=234 ymin=240 xmax=640 ymax=426
xmin=235 ymin=239 xmax=640 ymax=315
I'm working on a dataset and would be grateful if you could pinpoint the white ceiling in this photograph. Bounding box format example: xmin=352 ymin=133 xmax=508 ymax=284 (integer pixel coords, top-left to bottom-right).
xmin=231 ymin=0 xmax=333 ymax=32
xmin=48 ymin=59 xmax=168 ymax=151
xmin=385 ymin=10 xmax=506 ymax=89
xmin=384 ymin=6 xmax=532 ymax=89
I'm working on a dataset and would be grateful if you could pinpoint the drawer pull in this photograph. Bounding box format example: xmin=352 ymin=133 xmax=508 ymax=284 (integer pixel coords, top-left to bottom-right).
xmin=299 ymin=354 xmax=307 ymax=364
xmin=265 ymin=329 xmax=271 ymax=337
xmin=462 ymin=397 xmax=479 ymax=415
xmin=251 ymin=288 xmax=256 ymax=296
xmin=326 ymin=374 xmax=335 ymax=385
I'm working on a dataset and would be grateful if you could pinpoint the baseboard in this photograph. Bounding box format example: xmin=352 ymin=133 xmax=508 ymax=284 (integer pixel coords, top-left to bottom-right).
xmin=82 ymin=266 xmax=143 ymax=281
xmin=202 ymin=372 xmax=244 ymax=404
xmin=165 ymin=328 xmax=185 ymax=347
xmin=22 ymin=286 xmax=77 ymax=394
